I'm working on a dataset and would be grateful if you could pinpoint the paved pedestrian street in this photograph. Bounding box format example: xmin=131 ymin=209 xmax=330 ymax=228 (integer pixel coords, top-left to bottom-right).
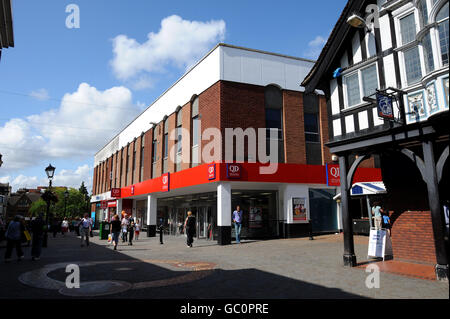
xmin=0 ymin=232 xmax=447 ymax=299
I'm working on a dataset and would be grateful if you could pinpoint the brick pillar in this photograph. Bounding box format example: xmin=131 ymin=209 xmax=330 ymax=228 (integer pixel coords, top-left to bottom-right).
xmin=283 ymin=90 xmax=306 ymax=164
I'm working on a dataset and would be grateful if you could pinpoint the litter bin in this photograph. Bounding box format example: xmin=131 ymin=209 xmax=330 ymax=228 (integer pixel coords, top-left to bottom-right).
xmin=99 ymin=221 xmax=110 ymax=240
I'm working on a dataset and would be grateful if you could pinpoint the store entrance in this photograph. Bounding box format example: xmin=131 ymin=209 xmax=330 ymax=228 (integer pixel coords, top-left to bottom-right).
xmin=196 ymin=207 xmax=213 ymax=239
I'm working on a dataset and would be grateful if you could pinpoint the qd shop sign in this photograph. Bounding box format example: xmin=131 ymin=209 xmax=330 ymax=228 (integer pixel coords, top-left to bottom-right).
xmin=161 ymin=173 xmax=170 ymax=192
xmin=208 ymin=164 xmax=216 ymax=180
xmin=227 ymin=163 xmax=241 ymax=179
xmin=326 ymin=163 xmax=340 ymax=186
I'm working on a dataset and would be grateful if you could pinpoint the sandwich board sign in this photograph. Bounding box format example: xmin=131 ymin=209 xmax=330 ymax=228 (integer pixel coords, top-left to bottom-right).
xmin=368 ymin=228 xmax=393 ymax=260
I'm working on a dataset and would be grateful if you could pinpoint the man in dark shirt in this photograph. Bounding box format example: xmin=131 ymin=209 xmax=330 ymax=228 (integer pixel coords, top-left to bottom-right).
xmin=110 ymin=215 xmax=122 ymax=250
xmin=30 ymin=214 xmax=44 ymax=261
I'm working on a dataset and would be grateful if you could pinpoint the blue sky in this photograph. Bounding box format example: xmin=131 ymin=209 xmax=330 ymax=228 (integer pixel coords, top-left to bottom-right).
xmin=0 ymin=0 xmax=347 ymax=192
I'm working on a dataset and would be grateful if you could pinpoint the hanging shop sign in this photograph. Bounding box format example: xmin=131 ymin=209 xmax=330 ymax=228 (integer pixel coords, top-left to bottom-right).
xmin=376 ymin=92 xmax=394 ymax=119
xmin=208 ymin=163 xmax=216 ymax=180
xmin=326 ymin=164 xmax=340 ymax=186
xmin=226 ymin=163 xmax=241 ymax=179
xmin=100 ymin=200 xmax=108 ymax=209
xmin=292 ymin=197 xmax=307 ymax=221
xmin=111 ymin=188 xmax=121 ymax=198
xmin=131 ymin=185 xmax=135 ymax=195
xmin=367 ymin=229 xmax=393 ymax=260
xmin=162 ymin=173 xmax=170 ymax=192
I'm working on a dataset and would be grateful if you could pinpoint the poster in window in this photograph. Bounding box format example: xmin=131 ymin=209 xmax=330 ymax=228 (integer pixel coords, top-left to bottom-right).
xmin=249 ymin=207 xmax=263 ymax=228
xmin=293 ymin=197 xmax=307 ymax=221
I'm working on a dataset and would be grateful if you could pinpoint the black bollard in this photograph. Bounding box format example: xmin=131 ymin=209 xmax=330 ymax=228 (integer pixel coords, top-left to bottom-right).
xmin=308 ymin=219 xmax=314 ymax=240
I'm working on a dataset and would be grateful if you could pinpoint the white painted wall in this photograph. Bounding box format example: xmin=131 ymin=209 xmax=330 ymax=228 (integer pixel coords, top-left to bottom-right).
xmin=280 ymin=184 xmax=310 ymax=224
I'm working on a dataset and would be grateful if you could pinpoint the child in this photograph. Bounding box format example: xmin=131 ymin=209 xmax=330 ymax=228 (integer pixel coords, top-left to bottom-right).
xmin=135 ymin=219 xmax=140 ymax=241
xmin=382 ymin=211 xmax=391 ymax=236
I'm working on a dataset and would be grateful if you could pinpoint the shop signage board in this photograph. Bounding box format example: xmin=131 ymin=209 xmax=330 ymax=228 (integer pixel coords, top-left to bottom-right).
xmin=326 ymin=163 xmax=340 ymax=186
xmin=162 ymin=173 xmax=170 ymax=192
xmin=131 ymin=185 xmax=135 ymax=195
xmin=367 ymin=228 xmax=393 ymax=260
xmin=100 ymin=200 xmax=107 ymax=209
xmin=208 ymin=164 xmax=216 ymax=180
xmin=376 ymin=92 xmax=394 ymax=119
xmin=111 ymin=188 xmax=121 ymax=198
xmin=292 ymin=197 xmax=307 ymax=221
xmin=226 ymin=163 xmax=241 ymax=179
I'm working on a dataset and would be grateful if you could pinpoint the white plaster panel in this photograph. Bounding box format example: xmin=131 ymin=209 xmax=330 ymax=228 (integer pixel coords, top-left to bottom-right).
xmin=383 ymin=54 xmax=397 ymax=88
xmin=333 ymin=119 xmax=342 ymax=137
xmin=345 ymin=114 xmax=355 ymax=133
xmin=352 ymin=32 xmax=362 ymax=64
xmin=379 ymin=14 xmax=392 ymax=51
xmin=330 ymin=79 xmax=340 ymax=115
xmin=373 ymin=107 xmax=384 ymax=126
xmin=358 ymin=110 xmax=369 ymax=130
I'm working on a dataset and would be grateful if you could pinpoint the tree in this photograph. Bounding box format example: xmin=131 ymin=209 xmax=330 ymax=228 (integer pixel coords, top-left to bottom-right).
xmin=29 ymin=199 xmax=48 ymax=217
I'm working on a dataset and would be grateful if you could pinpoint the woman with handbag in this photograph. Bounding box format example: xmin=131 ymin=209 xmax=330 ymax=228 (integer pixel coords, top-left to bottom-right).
xmin=4 ymin=215 xmax=25 ymax=262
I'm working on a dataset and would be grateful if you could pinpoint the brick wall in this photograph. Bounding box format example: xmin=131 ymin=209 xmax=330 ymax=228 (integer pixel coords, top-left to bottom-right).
xmin=283 ymin=90 xmax=306 ymax=164
xmin=143 ymin=128 xmax=153 ymax=181
xmin=389 ymin=210 xmax=437 ymax=263
xmin=319 ymin=95 xmax=331 ymax=164
xmin=167 ymin=113 xmax=176 ymax=173
xmin=120 ymin=147 xmax=126 ymax=187
xmin=199 ymin=82 xmax=221 ymax=163
xmin=181 ymin=101 xmax=192 ymax=171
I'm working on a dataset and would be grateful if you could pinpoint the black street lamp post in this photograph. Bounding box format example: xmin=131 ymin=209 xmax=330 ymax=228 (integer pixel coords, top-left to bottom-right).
xmin=42 ymin=164 xmax=55 ymax=248
xmin=64 ymin=189 xmax=69 ymax=219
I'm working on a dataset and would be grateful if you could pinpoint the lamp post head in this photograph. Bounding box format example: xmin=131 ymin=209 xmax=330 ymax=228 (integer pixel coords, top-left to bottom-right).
xmin=64 ymin=189 xmax=69 ymax=199
xmin=45 ymin=164 xmax=56 ymax=180
xmin=347 ymin=14 xmax=366 ymax=28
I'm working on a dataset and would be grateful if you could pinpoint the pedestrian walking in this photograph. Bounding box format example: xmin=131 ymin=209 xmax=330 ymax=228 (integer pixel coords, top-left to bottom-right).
xmin=121 ymin=212 xmax=129 ymax=243
xmin=232 ymin=205 xmax=243 ymax=244
xmin=52 ymin=218 xmax=60 ymax=238
xmin=371 ymin=201 xmax=384 ymax=230
xmin=61 ymin=218 xmax=69 ymax=237
xmin=79 ymin=213 xmax=92 ymax=247
xmin=75 ymin=217 xmax=81 ymax=236
xmin=110 ymin=214 xmax=121 ymax=251
xmin=127 ymin=215 xmax=135 ymax=246
xmin=4 ymin=215 xmax=25 ymax=263
xmin=134 ymin=219 xmax=141 ymax=241
xmin=88 ymin=216 xmax=94 ymax=237
xmin=382 ymin=211 xmax=391 ymax=236
xmin=30 ymin=214 xmax=45 ymax=261
xmin=184 ymin=211 xmax=196 ymax=248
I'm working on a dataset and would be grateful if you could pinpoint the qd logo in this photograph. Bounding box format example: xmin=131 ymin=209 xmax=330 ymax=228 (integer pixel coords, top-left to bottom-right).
xmin=208 ymin=164 xmax=216 ymax=180
xmin=330 ymin=167 xmax=340 ymax=178
xmin=162 ymin=173 xmax=170 ymax=192
xmin=227 ymin=164 xmax=241 ymax=179
xmin=131 ymin=185 xmax=135 ymax=195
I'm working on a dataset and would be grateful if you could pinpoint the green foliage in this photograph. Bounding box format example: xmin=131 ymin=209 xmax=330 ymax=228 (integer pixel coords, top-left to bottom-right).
xmin=28 ymin=182 xmax=91 ymax=219
xmin=29 ymin=199 xmax=48 ymax=217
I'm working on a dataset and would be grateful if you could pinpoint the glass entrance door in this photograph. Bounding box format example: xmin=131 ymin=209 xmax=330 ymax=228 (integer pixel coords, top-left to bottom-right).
xmin=197 ymin=207 xmax=207 ymax=238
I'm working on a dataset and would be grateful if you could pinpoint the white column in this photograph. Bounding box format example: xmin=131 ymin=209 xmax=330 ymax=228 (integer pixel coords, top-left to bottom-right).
xmin=116 ymin=199 xmax=123 ymax=218
xmin=217 ymin=182 xmax=231 ymax=227
xmin=147 ymin=194 xmax=157 ymax=226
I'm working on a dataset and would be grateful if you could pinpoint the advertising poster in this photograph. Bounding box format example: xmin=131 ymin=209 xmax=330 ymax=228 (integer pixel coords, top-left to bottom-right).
xmin=249 ymin=207 xmax=263 ymax=228
xmin=293 ymin=198 xmax=307 ymax=221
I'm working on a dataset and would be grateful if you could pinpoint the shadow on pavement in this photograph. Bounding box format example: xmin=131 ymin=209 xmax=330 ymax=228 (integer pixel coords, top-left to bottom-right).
xmin=0 ymin=232 xmax=367 ymax=299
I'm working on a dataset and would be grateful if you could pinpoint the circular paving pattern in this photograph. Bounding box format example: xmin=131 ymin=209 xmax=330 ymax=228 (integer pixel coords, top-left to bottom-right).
xmin=18 ymin=259 xmax=216 ymax=297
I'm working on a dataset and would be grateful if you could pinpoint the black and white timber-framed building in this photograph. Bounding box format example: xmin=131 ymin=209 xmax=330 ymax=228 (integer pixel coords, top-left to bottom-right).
xmin=303 ymin=0 xmax=449 ymax=280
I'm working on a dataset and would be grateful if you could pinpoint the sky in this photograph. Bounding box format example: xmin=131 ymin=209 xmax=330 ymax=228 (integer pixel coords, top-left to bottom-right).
xmin=0 ymin=0 xmax=347 ymax=193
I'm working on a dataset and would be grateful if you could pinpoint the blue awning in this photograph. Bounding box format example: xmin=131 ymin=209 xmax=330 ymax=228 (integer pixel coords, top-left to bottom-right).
xmin=334 ymin=182 xmax=386 ymax=200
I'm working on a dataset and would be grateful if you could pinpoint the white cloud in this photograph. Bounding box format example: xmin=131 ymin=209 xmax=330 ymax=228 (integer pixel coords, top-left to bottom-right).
xmin=29 ymin=88 xmax=50 ymax=101
xmin=0 ymin=83 xmax=140 ymax=173
xmin=304 ymin=35 xmax=327 ymax=60
xmin=0 ymin=165 xmax=93 ymax=193
xmin=110 ymin=15 xmax=226 ymax=81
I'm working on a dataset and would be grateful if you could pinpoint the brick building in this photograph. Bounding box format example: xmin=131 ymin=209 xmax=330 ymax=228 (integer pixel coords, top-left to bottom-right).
xmin=91 ymin=43 xmax=380 ymax=244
